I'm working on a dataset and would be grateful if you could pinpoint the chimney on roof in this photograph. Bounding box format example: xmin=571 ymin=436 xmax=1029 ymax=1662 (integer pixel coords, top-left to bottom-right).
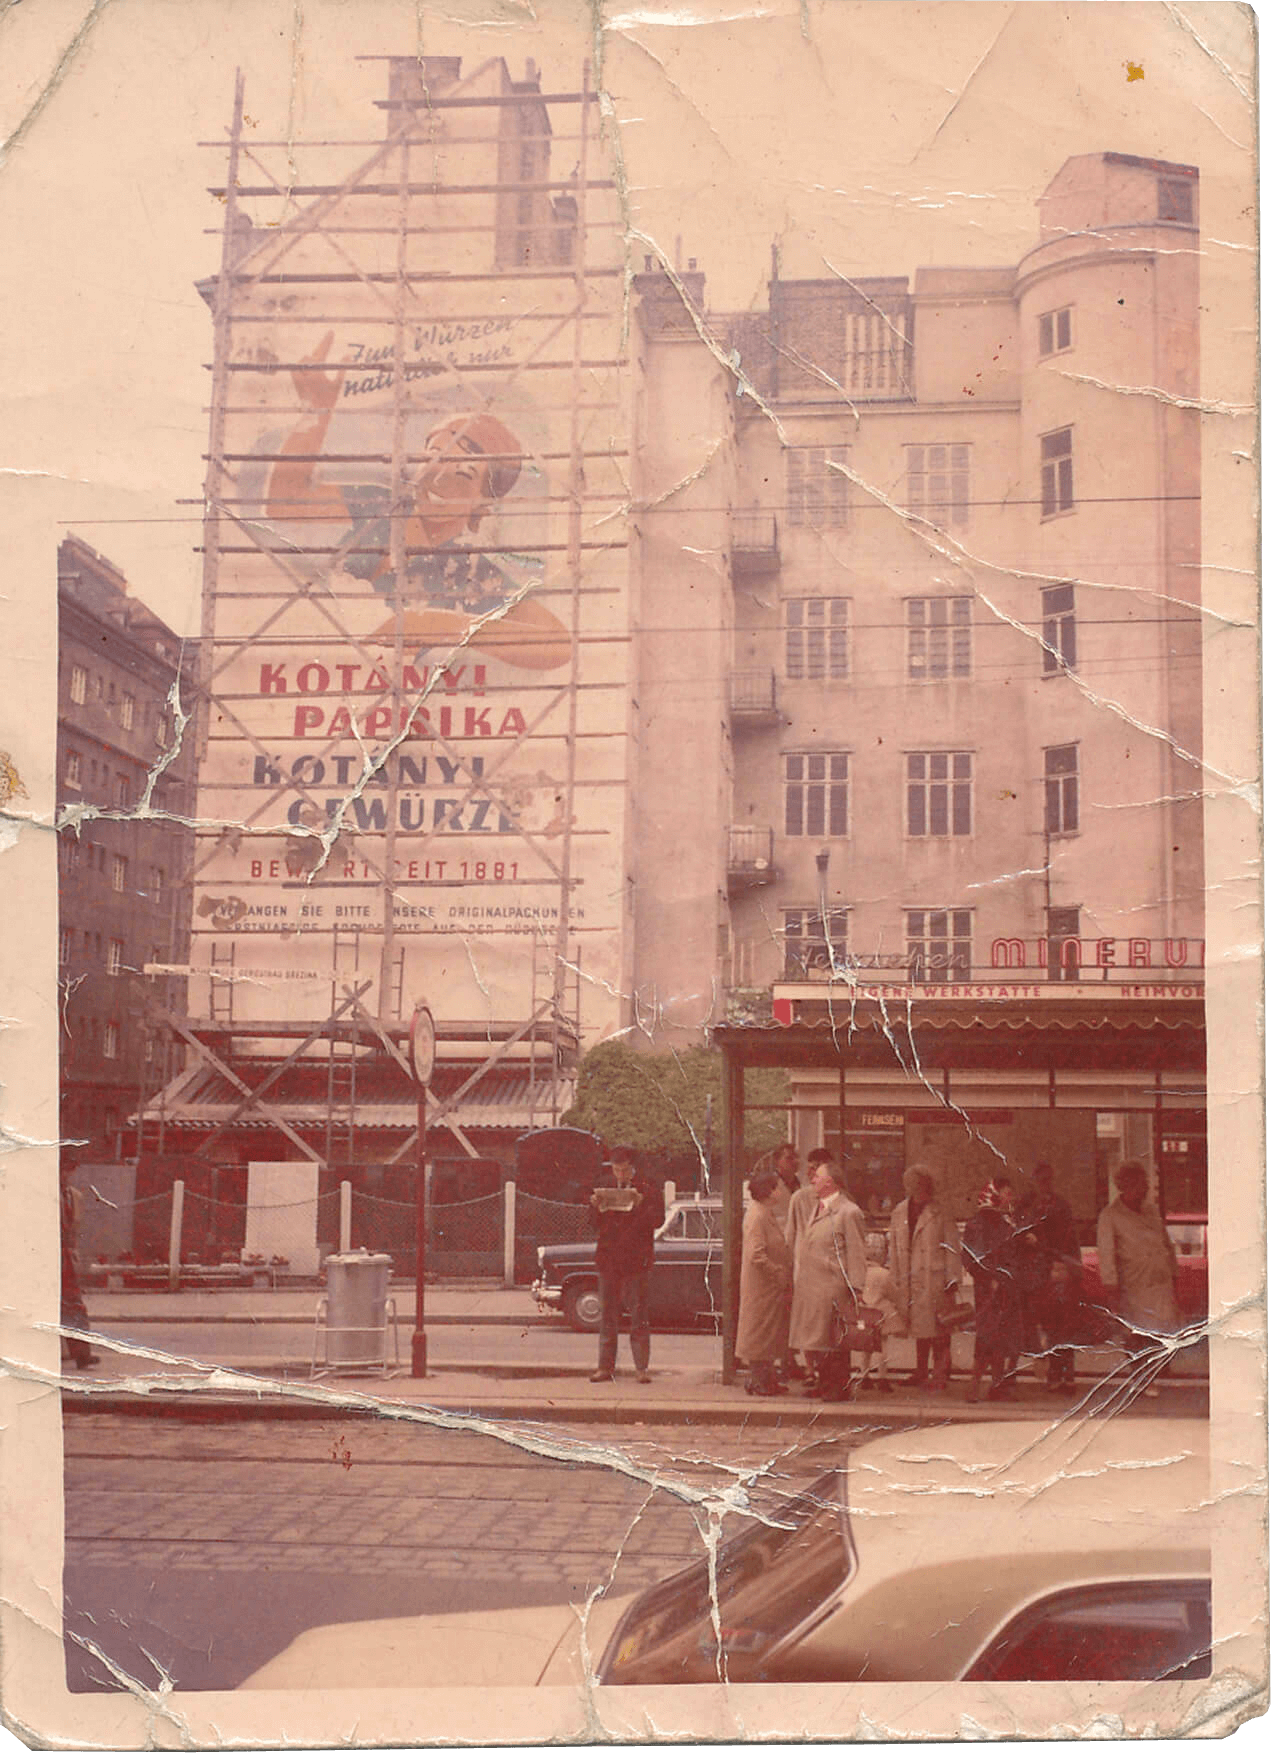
xmin=385 ymin=56 xmax=461 ymax=134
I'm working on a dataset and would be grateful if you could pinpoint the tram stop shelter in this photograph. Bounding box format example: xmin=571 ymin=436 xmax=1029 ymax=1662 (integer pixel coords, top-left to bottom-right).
xmin=714 ymin=980 xmax=1207 ymax=1384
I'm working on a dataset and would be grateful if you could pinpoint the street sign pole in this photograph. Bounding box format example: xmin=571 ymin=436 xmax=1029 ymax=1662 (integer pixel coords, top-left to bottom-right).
xmin=409 ymin=1005 xmax=436 ymax=1379
xmin=412 ymin=1085 xmax=428 ymax=1377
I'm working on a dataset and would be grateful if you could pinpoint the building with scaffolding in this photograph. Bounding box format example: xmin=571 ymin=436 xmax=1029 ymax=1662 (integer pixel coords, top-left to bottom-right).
xmin=135 ymin=52 xmax=734 ymax=1268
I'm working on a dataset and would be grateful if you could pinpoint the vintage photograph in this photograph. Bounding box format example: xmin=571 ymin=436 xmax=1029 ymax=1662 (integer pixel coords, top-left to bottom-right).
xmin=0 ymin=0 xmax=1263 ymax=1745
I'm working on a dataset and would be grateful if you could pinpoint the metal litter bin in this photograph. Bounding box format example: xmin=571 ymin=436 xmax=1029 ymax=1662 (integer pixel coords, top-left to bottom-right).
xmin=315 ymin=1250 xmax=396 ymax=1373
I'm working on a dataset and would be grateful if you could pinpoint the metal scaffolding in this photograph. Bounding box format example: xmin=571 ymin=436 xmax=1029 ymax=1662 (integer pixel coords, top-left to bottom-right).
xmin=166 ymin=56 xmax=627 ymax=1169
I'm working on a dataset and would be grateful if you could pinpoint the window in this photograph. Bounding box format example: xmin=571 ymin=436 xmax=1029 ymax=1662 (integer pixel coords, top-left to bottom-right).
xmin=59 ymin=927 xmax=73 ymax=964
xmin=1158 ymin=178 xmax=1195 ymax=225
xmin=967 ymin=1579 xmax=1211 ymax=1682
xmin=114 ymin=773 xmax=131 ymax=809
xmin=1041 ymin=427 xmax=1074 ymax=517
xmin=1038 ymin=308 xmax=1073 ymax=356
xmin=784 ymin=753 xmax=849 ymax=838
xmin=1045 ymin=744 xmax=1080 ymax=835
xmin=907 ymin=444 xmax=970 ymax=529
xmin=120 ymin=693 xmax=136 ymax=731
xmin=111 ymin=854 xmax=127 ymax=893
xmin=64 ymin=750 xmax=82 ymax=789
xmin=94 ymin=674 xmax=104 ymax=700
xmin=144 ymin=1032 xmax=156 ymax=1065
xmin=70 ymin=664 xmax=88 ymax=705
xmin=783 ymin=908 xmax=850 ymax=976
xmin=1041 ymin=583 xmax=1077 ymax=673
xmin=1047 ymin=905 xmax=1081 ymax=982
xmin=786 ymin=448 xmax=849 ymax=529
xmin=845 ymin=308 xmax=911 ymax=398
xmin=103 ymin=1022 xmax=120 ymax=1060
xmin=907 ymin=597 xmax=972 ymax=681
xmin=905 ymin=909 xmax=972 ymax=981
xmin=907 ymin=752 xmax=972 ymax=837
xmin=785 ymin=599 xmax=850 ymax=680
xmin=149 ymin=866 xmax=166 ymax=900
xmin=107 ymin=939 xmax=124 ymax=976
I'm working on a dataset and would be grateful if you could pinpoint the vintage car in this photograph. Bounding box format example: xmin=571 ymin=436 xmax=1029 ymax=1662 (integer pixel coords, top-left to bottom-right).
xmin=1079 ymin=1213 xmax=1209 ymax=1322
xmin=531 ymin=1196 xmax=725 ymax=1331
xmin=240 ymin=1418 xmax=1211 ymax=1689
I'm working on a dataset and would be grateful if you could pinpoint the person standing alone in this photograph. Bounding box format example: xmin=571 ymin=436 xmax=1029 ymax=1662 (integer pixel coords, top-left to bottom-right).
xmin=588 ymin=1146 xmax=665 ymax=1384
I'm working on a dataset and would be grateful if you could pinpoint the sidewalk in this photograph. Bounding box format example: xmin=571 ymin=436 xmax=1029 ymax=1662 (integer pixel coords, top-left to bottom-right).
xmin=72 ymin=1280 xmax=1208 ymax=1427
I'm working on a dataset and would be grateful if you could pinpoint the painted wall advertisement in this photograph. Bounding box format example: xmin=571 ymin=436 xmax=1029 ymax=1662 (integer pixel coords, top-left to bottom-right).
xmin=192 ymin=111 xmax=627 ymax=1028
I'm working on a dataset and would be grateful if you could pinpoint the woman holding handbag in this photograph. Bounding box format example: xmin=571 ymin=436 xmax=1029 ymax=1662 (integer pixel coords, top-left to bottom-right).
xmin=736 ymin=1171 xmax=792 ymax=1396
xmin=788 ymin=1164 xmax=868 ymax=1402
xmin=888 ymin=1167 xmax=963 ymax=1392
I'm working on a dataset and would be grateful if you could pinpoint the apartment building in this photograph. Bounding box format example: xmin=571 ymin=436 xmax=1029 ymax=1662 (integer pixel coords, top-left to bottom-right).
xmin=693 ymin=152 xmax=1205 ymax=1224
xmin=57 ymin=536 xmax=195 ymax=1162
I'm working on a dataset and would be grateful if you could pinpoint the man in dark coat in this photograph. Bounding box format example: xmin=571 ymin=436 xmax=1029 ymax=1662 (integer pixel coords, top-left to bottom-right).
xmin=1015 ymin=1160 xmax=1084 ymax=1391
xmin=588 ymin=1145 xmax=666 ymax=1383
xmin=60 ymin=1156 xmax=99 ymax=1371
xmin=963 ymin=1177 xmax=1024 ymax=1402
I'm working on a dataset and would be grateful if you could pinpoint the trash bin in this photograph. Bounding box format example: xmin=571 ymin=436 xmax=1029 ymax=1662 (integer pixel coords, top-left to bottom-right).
xmin=319 ymin=1250 xmax=394 ymax=1371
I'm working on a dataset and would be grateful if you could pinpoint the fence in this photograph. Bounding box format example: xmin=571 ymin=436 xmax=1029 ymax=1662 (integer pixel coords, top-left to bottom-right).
xmin=82 ymin=1176 xmax=681 ymax=1289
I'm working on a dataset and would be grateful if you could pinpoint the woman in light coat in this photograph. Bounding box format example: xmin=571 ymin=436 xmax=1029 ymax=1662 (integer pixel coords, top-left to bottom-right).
xmin=788 ymin=1165 xmax=868 ymax=1401
xmin=736 ymin=1172 xmax=792 ymax=1396
xmin=888 ymin=1166 xmax=963 ymax=1391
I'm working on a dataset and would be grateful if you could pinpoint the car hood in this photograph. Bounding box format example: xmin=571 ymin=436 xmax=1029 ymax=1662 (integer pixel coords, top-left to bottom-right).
xmin=239 ymin=1594 xmax=636 ymax=1691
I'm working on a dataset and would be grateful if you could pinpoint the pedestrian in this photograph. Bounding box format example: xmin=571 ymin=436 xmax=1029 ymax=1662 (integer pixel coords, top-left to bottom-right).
xmin=858 ymin=1230 xmax=903 ymax=1394
xmin=1015 ymin=1160 xmax=1084 ymax=1392
xmin=962 ymin=1176 xmax=1024 ymax=1402
xmin=1096 ymin=1160 xmax=1182 ymax=1392
xmin=888 ymin=1166 xmax=962 ymax=1392
xmin=784 ymin=1149 xmax=839 ymax=1386
xmin=60 ymin=1158 xmax=99 ymax=1371
xmin=737 ymin=1171 xmax=792 ymax=1396
xmin=788 ymin=1162 xmax=868 ymax=1402
xmin=587 ymin=1145 xmax=665 ymax=1384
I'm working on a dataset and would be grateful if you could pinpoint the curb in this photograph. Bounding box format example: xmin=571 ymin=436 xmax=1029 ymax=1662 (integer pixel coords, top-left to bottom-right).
xmin=58 ymin=1386 xmax=1054 ymax=1427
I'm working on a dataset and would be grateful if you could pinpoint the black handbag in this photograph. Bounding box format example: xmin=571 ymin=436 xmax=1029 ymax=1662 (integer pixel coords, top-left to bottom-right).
xmin=833 ymin=1296 xmax=884 ymax=1353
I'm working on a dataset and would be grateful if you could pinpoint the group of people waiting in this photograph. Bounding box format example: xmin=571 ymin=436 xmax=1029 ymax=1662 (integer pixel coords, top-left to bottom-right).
xmin=737 ymin=1147 xmax=1187 ymax=1402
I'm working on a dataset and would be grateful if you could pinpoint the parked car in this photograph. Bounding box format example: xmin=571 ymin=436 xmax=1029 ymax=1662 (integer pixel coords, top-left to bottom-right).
xmin=1079 ymin=1213 xmax=1208 ymax=1322
xmin=240 ymin=1418 xmax=1211 ymax=1689
xmin=532 ymin=1197 xmax=724 ymax=1331
xmin=532 ymin=1196 xmax=900 ymax=1332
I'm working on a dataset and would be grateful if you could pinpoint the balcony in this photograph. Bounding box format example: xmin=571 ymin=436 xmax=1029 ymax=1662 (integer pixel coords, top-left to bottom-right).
xmin=730 ymin=513 xmax=780 ymax=579
xmin=729 ymin=669 xmax=783 ymax=725
xmin=728 ymin=825 xmax=777 ymax=894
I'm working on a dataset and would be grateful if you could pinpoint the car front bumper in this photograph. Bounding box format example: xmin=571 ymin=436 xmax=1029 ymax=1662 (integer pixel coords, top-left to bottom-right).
xmin=530 ymin=1277 xmax=563 ymax=1314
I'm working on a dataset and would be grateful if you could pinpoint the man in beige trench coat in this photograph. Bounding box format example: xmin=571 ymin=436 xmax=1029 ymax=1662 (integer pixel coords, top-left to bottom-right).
xmin=788 ymin=1164 xmax=868 ymax=1402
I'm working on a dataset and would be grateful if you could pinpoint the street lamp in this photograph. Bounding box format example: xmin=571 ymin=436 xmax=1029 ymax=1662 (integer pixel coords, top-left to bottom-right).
xmin=408 ymin=1003 xmax=436 ymax=1378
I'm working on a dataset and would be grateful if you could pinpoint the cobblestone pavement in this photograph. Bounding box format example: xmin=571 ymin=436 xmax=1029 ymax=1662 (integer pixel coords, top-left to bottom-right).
xmin=65 ymin=1411 xmax=865 ymax=1577
xmin=64 ymin=1411 xmax=878 ymax=1690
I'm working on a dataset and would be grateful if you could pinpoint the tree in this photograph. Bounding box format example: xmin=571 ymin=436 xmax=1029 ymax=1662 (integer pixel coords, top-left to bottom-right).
xmin=562 ymin=1042 xmax=790 ymax=1185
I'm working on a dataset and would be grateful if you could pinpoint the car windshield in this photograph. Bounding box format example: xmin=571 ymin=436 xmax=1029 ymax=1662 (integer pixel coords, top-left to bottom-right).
xmin=601 ymin=1471 xmax=852 ymax=1684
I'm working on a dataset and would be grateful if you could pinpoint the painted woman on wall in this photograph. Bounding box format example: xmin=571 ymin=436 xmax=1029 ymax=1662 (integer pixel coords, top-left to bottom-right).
xmin=263 ymin=331 xmax=570 ymax=670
